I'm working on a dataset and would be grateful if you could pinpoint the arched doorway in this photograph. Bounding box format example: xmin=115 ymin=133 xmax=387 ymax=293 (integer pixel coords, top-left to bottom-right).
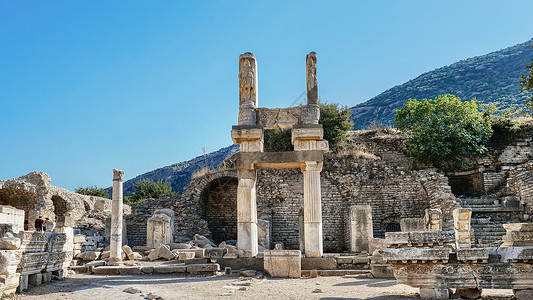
xmin=0 ymin=188 xmax=38 ymax=230
xmin=201 ymin=176 xmax=238 ymax=244
xmin=51 ymin=195 xmax=68 ymax=218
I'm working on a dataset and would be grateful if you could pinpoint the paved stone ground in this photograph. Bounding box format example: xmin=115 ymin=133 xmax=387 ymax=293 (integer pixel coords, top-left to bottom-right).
xmin=13 ymin=273 xmax=514 ymax=300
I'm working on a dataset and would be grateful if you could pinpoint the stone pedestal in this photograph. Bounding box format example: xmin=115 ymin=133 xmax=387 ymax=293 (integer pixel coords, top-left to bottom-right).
xmin=109 ymin=169 xmax=124 ymax=266
xmin=237 ymin=169 xmax=258 ymax=257
xmin=147 ymin=209 xmax=174 ymax=248
xmin=301 ymin=161 xmax=323 ymax=257
xmin=400 ymin=218 xmax=425 ymax=232
xmin=425 ymin=208 xmax=442 ymax=231
xmin=348 ymin=205 xmax=373 ymax=253
xmin=263 ymin=250 xmax=301 ymax=278
xmin=453 ymin=208 xmax=472 ymax=249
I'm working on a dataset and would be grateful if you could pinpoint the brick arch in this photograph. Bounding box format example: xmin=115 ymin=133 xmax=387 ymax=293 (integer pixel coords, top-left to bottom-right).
xmin=51 ymin=195 xmax=68 ymax=218
xmin=0 ymin=187 xmax=38 ymax=225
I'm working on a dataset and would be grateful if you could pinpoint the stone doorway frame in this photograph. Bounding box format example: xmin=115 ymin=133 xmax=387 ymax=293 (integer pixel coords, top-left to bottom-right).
xmin=231 ymin=52 xmax=329 ymax=258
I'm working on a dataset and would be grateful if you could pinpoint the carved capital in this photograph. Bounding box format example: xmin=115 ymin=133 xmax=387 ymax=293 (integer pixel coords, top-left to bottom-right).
xmin=238 ymin=168 xmax=257 ymax=181
xmin=300 ymin=161 xmax=323 ymax=173
xmin=113 ymin=169 xmax=124 ymax=181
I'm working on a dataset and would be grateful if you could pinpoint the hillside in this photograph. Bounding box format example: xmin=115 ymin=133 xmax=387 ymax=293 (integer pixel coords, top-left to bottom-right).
xmin=114 ymin=145 xmax=239 ymax=196
xmin=351 ymin=40 xmax=533 ymax=130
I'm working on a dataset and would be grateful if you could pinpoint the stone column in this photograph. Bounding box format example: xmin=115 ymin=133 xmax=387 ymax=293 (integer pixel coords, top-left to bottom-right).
xmin=348 ymin=205 xmax=373 ymax=253
xmin=301 ymin=161 xmax=323 ymax=257
xmin=425 ymin=208 xmax=443 ymax=231
xmin=453 ymin=208 xmax=472 ymax=249
xmin=109 ymin=169 xmax=124 ymax=265
xmin=238 ymin=52 xmax=258 ymax=126
xmin=237 ymin=168 xmax=258 ymax=257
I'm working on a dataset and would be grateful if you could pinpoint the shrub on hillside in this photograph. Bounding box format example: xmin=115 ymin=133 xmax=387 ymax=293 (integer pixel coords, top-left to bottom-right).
xmin=131 ymin=178 xmax=173 ymax=201
xmin=395 ymin=94 xmax=492 ymax=170
xmin=75 ymin=186 xmax=110 ymax=198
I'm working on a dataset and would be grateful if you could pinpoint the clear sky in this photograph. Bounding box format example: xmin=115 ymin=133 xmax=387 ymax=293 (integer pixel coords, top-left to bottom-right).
xmin=1 ymin=1 xmax=533 ymax=190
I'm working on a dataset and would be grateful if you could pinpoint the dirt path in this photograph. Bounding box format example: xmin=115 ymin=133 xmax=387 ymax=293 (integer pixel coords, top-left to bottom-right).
xmin=13 ymin=273 xmax=514 ymax=300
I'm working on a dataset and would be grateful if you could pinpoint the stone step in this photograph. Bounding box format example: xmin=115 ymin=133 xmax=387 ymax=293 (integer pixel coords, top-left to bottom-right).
xmin=301 ymin=269 xmax=371 ymax=277
xmin=459 ymin=198 xmax=498 ymax=206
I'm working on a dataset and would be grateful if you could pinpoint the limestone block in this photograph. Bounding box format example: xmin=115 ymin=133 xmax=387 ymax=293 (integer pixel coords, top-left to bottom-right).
xmin=456 ymin=248 xmax=489 ymax=262
xmin=81 ymin=251 xmax=101 ymax=261
xmin=193 ymin=234 xmax=216 ymax=248
xmin=385 ymin=231 xmax=454 ymax=247
xmin=301 ymin=257 xmax=336 ymax=270
xmin=496 ymin=246 xmax=533 ymax=262
xmin=168 ymin=243 xmax=191 ymax=250
xmin=147 ymin=244 xmax=177 ymax=261
xmin=17 ymin=274 xmax=28 ymax=293
xmin=379 ymin=247 xmax=450 ymax=262
xmin=514 ymin=289 xmax=533 ymax=300
xmin=425 ymin=208 xmax=442 ymax=231
xmin=186 ymin=263 xmax=220 ymax=275
xmin=503 ymin=223 xmax=533 ymax=232
xmin=178 ymin=252 xmax=195 ymax=261
xmin=0 ymin=233 xmax=21 ymax=250
xmin=263 ymin=250 xmax=301 ymax=278
xmin=129 ymin=252 xmax=143 ymax=260
xmin=347 ymin=205 xmax=373 ymax=253
xmin=0 ymin=273 xmax=20 ymax=295
xmin=185 ymin=258 xmax=209 ymax=264
xmin=370 ymin=264 xmax=394 ymax=279
xmin=400 ymin=218 xmax=425 ymax=232
xmin=175 ymin=248 xmax=204 ymax=258
xmin=55 ymin=216 xmax=76 ymax=228
xmin=204 ymin=248 xmax=227 ymax=259
xmin=146 ymin=213 xmax=172 ymax=248
xmin=28 ymin=273 xmax=42 ymax=286
xmin=369 ymin=238 xmax=387 ymax=254
xmin=152 ymin=265 xmax=187 ymax=274
xmin=453 ymin=208 xmax=472 ymax=249
xmin=18 ymin=231 xmax=48 ymax=253
xmin=420 ymin=288 xmax=450 ymax=299
xmin=85 ymin=260 xmax=106 ymax=267
xmin=122 ymin=245 xmax=134 ymax=259
xmin=0 ymin=206 xmax=24 ymax=233
xmin=19 ymin=252 xmax=49 ymax=275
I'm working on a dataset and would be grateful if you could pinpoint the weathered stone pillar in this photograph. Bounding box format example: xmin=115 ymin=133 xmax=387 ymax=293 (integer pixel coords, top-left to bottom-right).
xmin=237 ymin=168 xmax=258 ymax=257
xmin=425 ymin=208 xmax=442 ymax=231
xmin=238 ymin=52 xmax=258 ymax=126
xmin=301 ymin=161 xmax=323 ymax=257
xmin=109 ymin=169 xmax=124 ymax=265
xmin=453 ymin=208 xmax=472 ymax=249
xmin=348 ymin=205 xmax=373 ymax=253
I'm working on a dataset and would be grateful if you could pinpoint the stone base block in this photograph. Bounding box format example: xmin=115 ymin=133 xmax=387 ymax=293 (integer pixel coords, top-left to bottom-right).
xmin=301 ymin=257 xmax=336 ymax=270
xmin=178 ymin=252 xmax=195 ymax=261
xmin=17 ymin=274 xmax=28 ymax=293
xmin=42 ymin=272 xmax=52 ymax=283
xmin=419 ymin=288 xmax=450 ymax=299
xmin=92 ymin=266 xmax=140 ymax=275
xmin=304 ymin=223 xmax=322 ymax=258
xmin=185 ymin=258 xmax=209 ymax=265
xmin=218 ymin=257 xmax=264 ymax=271
xmin=264 ymin=250 xmax=301 ymax=278
xmin=456 ymin=288 xmax=482 ymax=299
xmin=152 ymin=265 xmax=187 ymax=274
xmin=28 ymin=273 xmax=42 ymax=286
xmin=187 ymin=263 xmax=220 ymax=275
xmin=514 ymin=289 xmax=533 ymax=300
xmin=177 ymin=249 xmax=204 ymax=258
xmin=370 ymin=264 xmax=394 ymax=279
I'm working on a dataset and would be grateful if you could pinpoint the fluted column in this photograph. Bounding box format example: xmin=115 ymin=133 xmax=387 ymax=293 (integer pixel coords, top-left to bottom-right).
xmin=109 ymin=169 xmax=124 ymax=265
xmin=237 ymin=168 xmax=258 ymax=257
xmin=301 ymin=161 xmax=323 ymax=257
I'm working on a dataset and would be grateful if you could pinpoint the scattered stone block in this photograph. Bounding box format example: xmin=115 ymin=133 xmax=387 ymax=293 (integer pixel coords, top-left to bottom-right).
xmin=123 ymin=287 xmax=142 ymax=294
xmin=455 ymin=288 xmax=482 ymax=299
xmin=168 ymin=243 xmax=191 ymax=250
xmin=178 ymin=252 xmax=195 ymax=261
xmin=81 ymin=251 xmax=101 ymax=261
xmin=185 ymin=258 xmax=209 ymax=264
xmin=204 ymin=248 xmax=227 ymax=259
xmin=370 ymin=264 xmax=394 ymax=278
xmin=187 ymin=263 xmax=220 ymax=275
xmin=301 ymin=257 xmax=336 ymax=270
xmin=85 ymin=260 xmax=106 ymax=267
xmin=419 ymin=288 xmax=450 ymax=299
xmin=0 ymin=233 xmax=21 ymax=250
xmin=239 ymin=270 xmax=256 ymax=277
xmin=148 ymin=244 xmax=177 ymax=261
xmin=223 ymin=253 xmax=238 ymax=260
xmin=177 ymin=249 xmax=204 ymax=258
xmin=263 ymin=250 xmax=301 ymax=278
xmin=193 ymin=234 xmax=215 ymax=248
xmin=514 ymin=289 xmax=533 ymax=300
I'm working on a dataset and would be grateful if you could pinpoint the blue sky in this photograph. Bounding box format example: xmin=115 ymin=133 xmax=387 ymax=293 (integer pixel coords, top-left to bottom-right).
xmin=1 ymin=1 xmax=533 ymax=190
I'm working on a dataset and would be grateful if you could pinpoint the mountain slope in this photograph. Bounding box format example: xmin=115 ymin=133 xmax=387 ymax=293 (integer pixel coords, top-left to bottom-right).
xmin=351 ymin=40 xmax=533 ymax=130
xmin=117 ymin=144 xmax=239 ymax=196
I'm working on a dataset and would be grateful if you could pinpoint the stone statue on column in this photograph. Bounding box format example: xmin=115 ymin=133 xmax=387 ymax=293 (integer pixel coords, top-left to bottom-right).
xmin=303 ymin=52 xmax=320 ymax=124
xmin=238 ymin=52 xmax=258 ymax=126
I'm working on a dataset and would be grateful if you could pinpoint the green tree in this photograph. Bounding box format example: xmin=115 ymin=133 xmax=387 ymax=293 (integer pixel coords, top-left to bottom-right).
xmin=395 ymin=94 xmax=492 ymax=170
xmin=75 ymin=186 xmax=110 ymax=198
xmin=521 ymin=41 xmax=533 ymax=110
xmin=319 ymin=101 xmax=354 ymax=148
xmin=263 ymin=128 xmax=293 ymax=152
xmin=131 ymin=178 xmax=173 ymax=201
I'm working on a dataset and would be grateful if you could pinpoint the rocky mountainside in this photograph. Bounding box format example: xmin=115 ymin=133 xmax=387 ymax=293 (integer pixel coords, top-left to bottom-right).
xmin=115 ymin=144 xmax=239 ymax=196
xmin=351 ymin=40 xmax=533 ymax=130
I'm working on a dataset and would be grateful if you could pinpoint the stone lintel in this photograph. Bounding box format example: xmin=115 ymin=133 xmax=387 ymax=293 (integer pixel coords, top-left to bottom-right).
xmin=385 ymin=231 xmax=455 ymax=246
xmin=456 ymin=248 xmax=489 ymax=261
xmin=291 ymin=126 xmax=323 ymax=142
xmin=235 ymin=151 xmax=323 ymax=170
xmin=379 ymin=247 xmax=450 ymax=262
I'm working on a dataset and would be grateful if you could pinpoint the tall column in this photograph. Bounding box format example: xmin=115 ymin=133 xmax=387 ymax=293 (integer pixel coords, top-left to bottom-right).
xmin=237 ymin=168 xmax=258 ymax=257
xmin=109 ymin=169 xmax=124 ymax=265
xmin=301 ymin=161 xmax=323 ymax=257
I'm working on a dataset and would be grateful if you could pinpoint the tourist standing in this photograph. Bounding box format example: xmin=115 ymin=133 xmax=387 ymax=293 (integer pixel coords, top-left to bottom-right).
xmin=34 ymin=216 xmax=44 ymax=232
xmin=44 ymin=217 xmax=55 ymax=232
